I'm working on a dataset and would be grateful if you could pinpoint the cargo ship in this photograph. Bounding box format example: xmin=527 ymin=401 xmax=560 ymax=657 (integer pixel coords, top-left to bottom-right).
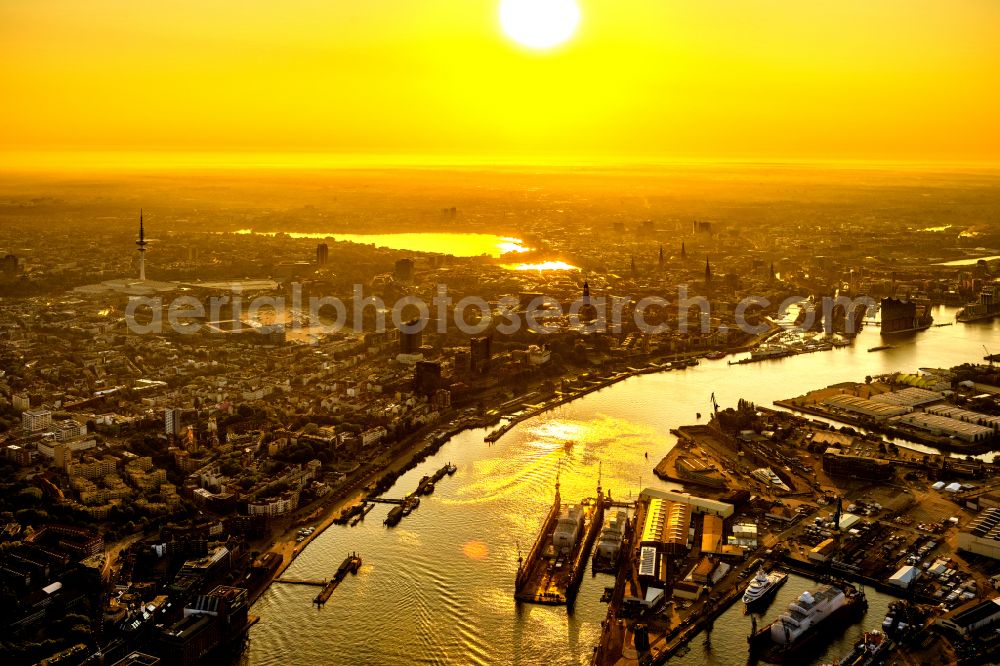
xmin=515 ymin=473 xmax=604 ymax=606
xmin=742 ymin=569 xmax=788 ymax=612
xmin=592 ymin=509 xmax=628 ymax=574
xmin=879 ymin=297 xmax=932 ymax=335
xmin=748 ymin=583 xmax=867 ymax=663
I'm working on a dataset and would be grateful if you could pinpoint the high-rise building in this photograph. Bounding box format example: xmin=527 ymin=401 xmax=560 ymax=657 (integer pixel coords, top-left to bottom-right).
xmin=22 ymin=409 xmax=52 ymax=432
xmin=316 ymin=243 xmax=329 ymax=266
xmin=165 ymin=408 xmax=191 ymax=436
xmin=1 ymin=254 xmax=17 ymax=278
xmin=470 ymin=335 xmax=492 ymax=374
xmin=394 ymin=258 xmax=414 ymax=281
xmin=414 ymin=360 xmax=442 ymax=395
xmin=399 ymin=319 xmax=422 ymax=354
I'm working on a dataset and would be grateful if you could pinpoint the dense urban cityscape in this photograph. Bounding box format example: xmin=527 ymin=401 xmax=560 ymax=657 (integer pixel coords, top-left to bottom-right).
xmin=3 ymin=0 xmax=1000 ymax=665
xmin=0 ymin=167 xmax=999 ymax=664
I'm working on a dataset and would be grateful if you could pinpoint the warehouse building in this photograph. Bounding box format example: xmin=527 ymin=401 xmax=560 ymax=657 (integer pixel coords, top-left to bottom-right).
xmin=890 ymin=413 xmax=994 ymax=443
xmin=821 ymin=394 xmax=908 ymax=420
xmin=640 ymin=498 xmax=692 ymax=554
xmin=640 ymin=488 xmax=734 ymax=518
xmin=924 ymin=405 xmax=1000 ymax=433
xmin=870 ymin=387 xmax=944 ymax=408
xmin=822 ymin=448 xmax=894 ymax=481
xmin=937 ymin=597 xmax=1000 ymax=637
xmin=958 ymin=507 xmax=1000 ymax=560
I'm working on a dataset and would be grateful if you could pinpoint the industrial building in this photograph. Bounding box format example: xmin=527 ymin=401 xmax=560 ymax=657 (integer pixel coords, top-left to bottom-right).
xmin=821 ymin=448 xmax=894 ymax=481
xmin=869 ymin=387 xmax=943 ymax=408
xmin=821 ymin=394 xmax=908 ymax=420
xmin=924 ymin=405 xmax=1000 ymax=433
xmin=640 ymin=488 xmax=734 ymax=518
xmin=958 ymin=507 xmax=1000 ymax=560
xmin=937 ymin=597 xmax=1000 ymax=637
xmin=888 ymin=564 xmax=920 ymax=589
xmin=640 ymin=498 xmax=691 ymax=554
xmin=890 ymin=412 xmax=994 ymax=443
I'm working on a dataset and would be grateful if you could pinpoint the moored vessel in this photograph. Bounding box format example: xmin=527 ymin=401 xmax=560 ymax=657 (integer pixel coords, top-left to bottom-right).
xmin=827 ymin=630 xmax=891 ymax=666
xmin=592 ymin=509 xmax=628 ymax=574
xmin=749 ymin=582 xmax=867 ymax=663
xmin=743 ymin=570 xmax=788 ymax=609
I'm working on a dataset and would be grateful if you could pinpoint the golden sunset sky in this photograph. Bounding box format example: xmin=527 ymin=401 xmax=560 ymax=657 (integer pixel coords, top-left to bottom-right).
xmin=2 ymin=0 xmax=999 ymax=166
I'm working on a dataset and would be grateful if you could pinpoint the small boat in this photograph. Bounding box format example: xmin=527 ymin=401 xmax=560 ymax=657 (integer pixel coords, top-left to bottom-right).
xmin=445 ymin=462 xmax=457 ymax=475
xmin=685 ymin=358 xmax=698 ymax=367
xmin=867 ymin=345 xmax=894 ymax=352
xmin=402 ymin=496 xmax=420 ymax=516
xmin=705 ymin=351 xmax=726 ymax=360
xmin=829 ymin=630 xmax=890 ymax=666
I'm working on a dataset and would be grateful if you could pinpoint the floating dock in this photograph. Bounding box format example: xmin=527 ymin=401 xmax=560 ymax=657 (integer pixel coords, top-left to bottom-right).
xmin=515 ymin=476 xmax=604 ymax=606
xmin=313 ymin=553 xmax=362 ymax=606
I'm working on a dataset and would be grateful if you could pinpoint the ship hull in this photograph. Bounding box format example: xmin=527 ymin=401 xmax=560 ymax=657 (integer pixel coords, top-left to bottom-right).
xmin=749 ymin=593 xmax=868 ymax=664
xmin=743 ymin=574 xmax=788 ymax=614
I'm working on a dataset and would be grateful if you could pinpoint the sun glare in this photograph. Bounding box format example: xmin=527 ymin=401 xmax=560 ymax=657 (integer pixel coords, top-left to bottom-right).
xmin=499 ymin=0 xmax=580 ymax=50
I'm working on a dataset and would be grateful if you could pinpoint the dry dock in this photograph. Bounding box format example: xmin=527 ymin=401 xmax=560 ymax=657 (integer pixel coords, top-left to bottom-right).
xmin=515 ymin=481 xmax=604 ymax=606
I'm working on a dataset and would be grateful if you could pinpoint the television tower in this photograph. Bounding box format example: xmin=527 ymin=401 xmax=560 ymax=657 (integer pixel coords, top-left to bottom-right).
xmin=136 ymin=210 xmax=148 ymax=281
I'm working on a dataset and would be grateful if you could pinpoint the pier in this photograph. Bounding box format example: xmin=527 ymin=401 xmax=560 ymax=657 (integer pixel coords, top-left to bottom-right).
xmin=273 ymin=578 xmax=329 ymax=587
xmin=374 ymin=463 xmax=456 ymax=527
xmin=314 ymin=553 xmax=362 ymax=606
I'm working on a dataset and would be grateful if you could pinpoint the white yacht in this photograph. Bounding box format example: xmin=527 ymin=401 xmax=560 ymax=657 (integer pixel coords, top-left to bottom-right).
xmin=770 ymin=585 xmax=847 ymax=645
xmin=743 ymin=569 xmax=788 ymax=605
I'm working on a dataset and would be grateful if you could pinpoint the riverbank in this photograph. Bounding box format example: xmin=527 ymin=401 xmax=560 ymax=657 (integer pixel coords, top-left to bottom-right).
xmin=248 ymin=325 xmax=831 ymax=607
xmin=246 ymin=420 xmax=473 ymax=603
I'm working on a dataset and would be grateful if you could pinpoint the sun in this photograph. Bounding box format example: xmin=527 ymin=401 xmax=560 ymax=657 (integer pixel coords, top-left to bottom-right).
xmin=499 ymin=0 xmax=581 ymax=50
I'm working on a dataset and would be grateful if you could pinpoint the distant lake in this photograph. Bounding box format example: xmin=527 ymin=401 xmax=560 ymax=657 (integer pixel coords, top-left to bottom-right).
xmin=235 ymin=230 xmax=529 ymax=258
xmin=936 ymin=255 xmax=1000 ymax=266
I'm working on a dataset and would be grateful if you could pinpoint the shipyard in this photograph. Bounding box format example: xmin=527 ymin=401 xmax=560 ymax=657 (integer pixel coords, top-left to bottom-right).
xmin=593 ymin=359 xmax=1000 ymax=666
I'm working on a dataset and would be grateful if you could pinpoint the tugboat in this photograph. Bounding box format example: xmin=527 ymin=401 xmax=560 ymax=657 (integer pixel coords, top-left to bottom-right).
xmin=743 ymin=569 xmax=789 ymax=612
xmin=828 ymin=630 xmax=892 ymax=666
xmin=445 ymin=462 xmax=457 ymax=475
xmin=749 ymin=583 xmax=868 ymax=663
